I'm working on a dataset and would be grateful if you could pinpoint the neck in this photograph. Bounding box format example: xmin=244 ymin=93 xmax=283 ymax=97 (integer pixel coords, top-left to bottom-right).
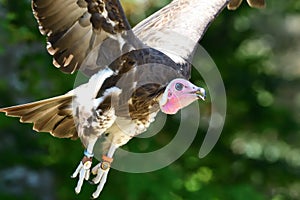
xmin=159 ymin=98 xmax=181 ymax=115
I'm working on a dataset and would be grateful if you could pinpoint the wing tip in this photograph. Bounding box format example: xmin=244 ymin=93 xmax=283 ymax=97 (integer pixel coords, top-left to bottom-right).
xmin=227 ymin=0 xmax=266 ymax=10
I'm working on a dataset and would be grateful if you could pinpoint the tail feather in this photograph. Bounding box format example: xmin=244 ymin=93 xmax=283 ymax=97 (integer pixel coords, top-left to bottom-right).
xmin=0 ymin=94 xmax=78 ymax=139
xmin=52 ymin=116 xmax=77 ymax=138
xmin=21 ymin=104 xmax=57 ymax=123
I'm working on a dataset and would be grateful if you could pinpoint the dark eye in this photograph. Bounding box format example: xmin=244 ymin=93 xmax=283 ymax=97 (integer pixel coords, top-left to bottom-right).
xmin=175 ymin=83 xmax=184 ymax=91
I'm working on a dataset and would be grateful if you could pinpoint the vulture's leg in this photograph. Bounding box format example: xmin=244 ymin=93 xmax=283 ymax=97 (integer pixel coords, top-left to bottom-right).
xmin=90 ymin=143 xmax=117 ymax=199
xmin=71 ymin=137 xmax=98 ymax=194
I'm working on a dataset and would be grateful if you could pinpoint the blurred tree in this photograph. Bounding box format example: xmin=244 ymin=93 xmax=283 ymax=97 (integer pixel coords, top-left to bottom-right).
xmin=0 ymin=0 xmax=299 ymax=200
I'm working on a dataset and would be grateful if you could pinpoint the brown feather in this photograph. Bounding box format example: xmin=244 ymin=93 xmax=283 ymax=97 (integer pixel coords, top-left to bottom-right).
xmin=31 ymin=0 xmax=140 ymax=74
xmin=33 ymin=113 xmax=59 ymax=132
xmin=228 ymin=0 xmax=265 ymax=10
xmin=0 ymin=94 xmax=78 ymax=139
xmin=227 ymin=0 xmax=243 ymax=10
xmin=247 ymin=0 xmax=266 ymax=8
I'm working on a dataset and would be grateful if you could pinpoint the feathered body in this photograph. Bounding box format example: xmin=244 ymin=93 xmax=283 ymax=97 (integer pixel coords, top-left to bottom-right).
xmin=0 ymin=0 xmax=264 ymax=198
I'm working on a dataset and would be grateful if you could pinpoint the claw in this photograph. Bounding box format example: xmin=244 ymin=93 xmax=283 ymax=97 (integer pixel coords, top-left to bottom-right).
xmin=89 ymin=155 xmax=113 ymax=199
xmin=92 ymin=170 xmax=109 ymax=199
xmin=71 ymin=161 xmax=83 ymax=178
xmin=92 ymin=156 xmax=112 ymax=184
xmin=90 ymin=192 xmax=101 ymax=200
xmin=92 ymin=168 xmax=105 ymax=184
xmin=72 ymin=156 xmax=93 ymax=194
xmin=88 ymin=180 xmax=96 ymax=185
xmin=91 ymin=163 xmax=100 ymax=175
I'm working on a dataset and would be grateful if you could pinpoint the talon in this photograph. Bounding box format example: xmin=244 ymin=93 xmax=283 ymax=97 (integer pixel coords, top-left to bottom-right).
xmin=92 ymin=163 xmax=100 ymax=175
xmin=88 ymin=176 xmax=97 ymax=185
xmin=88 ymin=180 xmax=96 ymax=185
xmin=72 ymin=154 xmax=94 ymax=195
xmin=75 ymin=186 xmax=81 ymax=194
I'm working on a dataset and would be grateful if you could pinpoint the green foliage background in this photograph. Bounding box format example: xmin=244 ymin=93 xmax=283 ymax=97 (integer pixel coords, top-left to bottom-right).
xmin=0 ymin=0 xmax=300 ymax=199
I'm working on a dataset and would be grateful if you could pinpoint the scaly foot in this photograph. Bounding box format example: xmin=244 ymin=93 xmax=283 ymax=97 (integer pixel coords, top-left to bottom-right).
xmin=71 ymin=150 xmax=93 ymax=194
xmin=90 ymin=155 xmax=113 ymax=199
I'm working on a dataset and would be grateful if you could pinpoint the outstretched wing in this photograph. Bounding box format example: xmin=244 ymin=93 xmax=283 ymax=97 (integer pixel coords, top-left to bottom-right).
xmin=32 ymin=0 xmax=265 ymax=77
xmin=32 ymin=0 xmax=230 ymax=78
xmin=133 ymin=0 xmax=265 ymax=63
xmin=133 ymin=0 xmax=230 ymax=64
xmin=32 ymin=0 xmax=144 ymax=74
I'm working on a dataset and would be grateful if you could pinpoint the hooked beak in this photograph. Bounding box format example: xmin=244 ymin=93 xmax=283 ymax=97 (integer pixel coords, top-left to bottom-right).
xmin=195 ymin=87 xmax=206 ymax=100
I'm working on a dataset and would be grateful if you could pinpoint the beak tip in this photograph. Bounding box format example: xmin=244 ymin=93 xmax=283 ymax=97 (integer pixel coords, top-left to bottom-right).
xmin=201 ymin=95 xmax=206 ymax=101
xmin=196 ymin=87 xmax=206 ymax=101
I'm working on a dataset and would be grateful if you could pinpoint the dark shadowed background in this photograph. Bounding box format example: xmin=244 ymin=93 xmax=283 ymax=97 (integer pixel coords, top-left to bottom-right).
xmin=0 ymin=0 xmax=300 ymax=199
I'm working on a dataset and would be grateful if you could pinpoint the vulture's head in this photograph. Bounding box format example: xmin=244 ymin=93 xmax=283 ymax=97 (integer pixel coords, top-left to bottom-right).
xmin=159 ymin=79 xmax=206 ymax=114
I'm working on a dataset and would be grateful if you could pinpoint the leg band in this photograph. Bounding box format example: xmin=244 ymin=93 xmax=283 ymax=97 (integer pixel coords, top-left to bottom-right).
xmin=100 ymin=155 xmax=114 ymax=171
xmin=84 ymin=149 xmax=94 ymax=158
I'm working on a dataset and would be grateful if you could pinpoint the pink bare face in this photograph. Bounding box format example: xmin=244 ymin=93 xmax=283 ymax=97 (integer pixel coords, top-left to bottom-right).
xmin=159 ymin=78 xmax=206 ymax=114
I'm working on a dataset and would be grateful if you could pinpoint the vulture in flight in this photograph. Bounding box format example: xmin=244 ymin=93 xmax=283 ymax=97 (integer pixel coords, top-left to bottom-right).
xmin=0 ymin=0 xmax=265 ymax=198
